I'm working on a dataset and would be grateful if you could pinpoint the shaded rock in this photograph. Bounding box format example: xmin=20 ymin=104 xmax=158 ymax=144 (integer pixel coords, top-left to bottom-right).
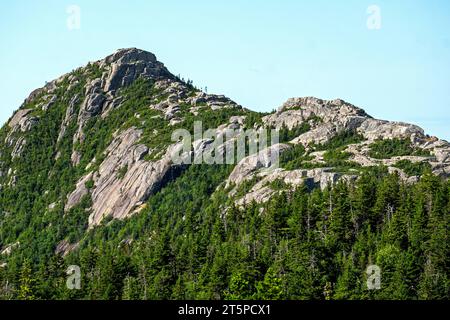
xmin=226 ymin=143 xmax=290 ymax=188
xmin=71 ymin=150 xmax=81 ymax=166
xmin=65 ymin=172 xmax=93 ymax=211
xmin=164 ymin=104 xmax=181 ymax=120
xmin=88 ymin=128 xmax=168 ymax=226
xmin=236 ymin=185 xmax=275 ymax=206
xmin=55 ymin=239 xmax=79 ymax=257
xmin=11 ymin=137 xmax=26 ymax=159
xmin=434 ymin=147 xmax=450 ymax=163
xmin=66 ymin=127 xmax=182 ymax=227
xmin=7 ymin=109 xmax=37 ymax=133
xmin=102 ymin=48 xmax=173 ymax=92
xmin=48 ymin=202 xmax=58 ymax=210
xmin=433 ymin=164 xmax=450 ymax=178
xmin=233 ymin=167 xmax=357 ymax=206
xmin=187 ymin=91 xmax=241 ymax=110
xmin=24 ymin=88 xmax=44 ymax=104
xmin=57 ymin=94 xmax=80 ymax=144
xmin=230 ymin=116 xmax=246 ymax=126
xmin=1 ymin=242 xmax=20 ymax=256
xmin=73 ymin=79 xmax=106 ymax=145
xmin=41 ymin=95 xmax=57 ymax=111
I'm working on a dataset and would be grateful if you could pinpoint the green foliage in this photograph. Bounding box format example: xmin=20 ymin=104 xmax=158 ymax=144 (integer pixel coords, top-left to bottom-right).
xmin=394 ymin=159 xmax=432 ymax=177
xmin=244 ymin=112 xmax=268 ymax=129
xmin=278 ymin=130 xmax=364 ymax=173
xmin=322 ymin=148 xmax=362 ymax=173
xmin=0 ymin=164 xmax=449 ymax=300
xmin=267 ymin=178 xmax=289 ymax=191
xmin=116 ymin=166 xmax=128 ymax=180
xmin=279 ymin=144 xmax=313 ymax=170
xmin=314 ymin=130 xmax=364 ymax=151
xmin=369 ymin=138 xmax=431 ymax=159
xmin=85 ymin=179 xmax=94 ymax=189
xmin=78 ymin=78 xmax=159 ymax=168
xmin=233 ymin=176 xmax=261 ymax=198
xmin=224 ymin=271 xmax=256 ymax=300
xmin=323 ymin=148 xmax=351 ymax=162
xmin=279 ymin=122 xmax=311 ymax=143
xmin=18 ymin=259 xmax=35 ymax=300
xmin=0 ymin=69 xmax=448 ymax=301
xmin=280 ymin=142 xmax=361 ymax=173
xmin=256 ymin=268 xmax=283 ymax=300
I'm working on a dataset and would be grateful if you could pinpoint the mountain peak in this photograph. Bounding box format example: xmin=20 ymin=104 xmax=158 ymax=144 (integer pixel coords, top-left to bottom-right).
xmin=102 ymin=47 xmax=158 ymax=65
xmin=98 ymin=48 xmax=174 ymax=92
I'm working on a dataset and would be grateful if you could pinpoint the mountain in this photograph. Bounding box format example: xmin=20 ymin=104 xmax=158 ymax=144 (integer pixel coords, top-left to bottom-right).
xmin=0 ymin=48 xmax=448 ymax=300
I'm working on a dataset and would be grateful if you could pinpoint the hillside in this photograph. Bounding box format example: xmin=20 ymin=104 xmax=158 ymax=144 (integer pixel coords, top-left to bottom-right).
xmin=0 ymin=48 xmax=448 ymax=300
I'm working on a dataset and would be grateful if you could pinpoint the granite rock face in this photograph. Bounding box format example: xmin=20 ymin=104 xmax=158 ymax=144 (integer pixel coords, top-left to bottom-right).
xmin=262 ymin=96 xmax=450 ymax=179
xmin=7 ymin=109 xmax=37 ymax=133
xmin=265 ymin=97 xmax=426 ymax=146
xmin=66 ymin=127 xmax=178 ymax=227
xmin=102 ymin=48 xmax=172 ymax=92
xmin=226 ymin=143 xmax=291 ymax=188
xmin=70 ymin=48 xmax=175 ymax=152
xmin=2 ymin=48 xmax=449 ymax=232
xmin=230 ymin=164 xmax=357 ymax=207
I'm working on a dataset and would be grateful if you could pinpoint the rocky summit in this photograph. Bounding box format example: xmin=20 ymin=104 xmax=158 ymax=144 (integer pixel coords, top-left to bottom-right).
xmin=0 ymin=48 xmax=449 ymax=300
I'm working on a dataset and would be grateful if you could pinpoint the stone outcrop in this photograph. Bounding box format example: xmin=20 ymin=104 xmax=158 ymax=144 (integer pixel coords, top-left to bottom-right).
xmin=11 ymin=137 xmax=27 ymax=159
xmin=226 ymin=143 xmax=291 ymax=188
xmin=101 ymin=48 xmax=173 ymax=92
xmin=3 ymin=109 xmax=39 ymax=159
xmin=8 ymin=109 xmax=35 ymax=132
xmin=261 ymin=96 xmax=450 ymax=179
xmin=264 ymin=97 xmax=367 ymax=130
xmin=233 ymin=167 xmax=358 ymax=207
xmin=55 ymin=239 xmax=79 ymax=257
xmin=73 ymin=79 xmax=106 ymax=145
xmin=357 ymin=119 xmax=425 ymax=141
xmin=57 ymin=94 xmax=80 ymax=144
xmin=66 ymin=127 xmax=185 ymax=227
xmin=186 ymin=92 xmax=241 ymax=110
xmin=40 ymin=94 xmax=57 ymax=111
xmin=65 ymin=172 xmax=93 ymax=211
xmin=265 ymin=97 xmax=427 ymax=146
xmin=0 ymin=242 xmax=20 ymax=256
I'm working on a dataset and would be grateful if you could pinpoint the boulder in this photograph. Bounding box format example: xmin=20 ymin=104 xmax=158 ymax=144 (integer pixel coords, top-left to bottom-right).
xmin=226 ymin=143 xmax=291 ymax=188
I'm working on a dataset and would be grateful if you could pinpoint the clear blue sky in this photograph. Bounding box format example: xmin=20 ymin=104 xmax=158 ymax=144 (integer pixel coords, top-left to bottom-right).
xmin=1 ymin=0 xmax=449 ymax=139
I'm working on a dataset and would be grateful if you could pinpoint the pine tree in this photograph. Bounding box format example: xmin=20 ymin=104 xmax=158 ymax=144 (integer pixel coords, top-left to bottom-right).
xmin=122 ymin=276 xmax=140 ymax=300
xmin=256 ymin=267 xmax=283 ymax=300
xmin=18 ymin=259 xmax=35 ymax=300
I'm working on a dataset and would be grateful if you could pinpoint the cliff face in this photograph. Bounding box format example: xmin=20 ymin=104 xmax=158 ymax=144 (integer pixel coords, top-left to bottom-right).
xmin=0 ymin=47 xmax=449 ymax=242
